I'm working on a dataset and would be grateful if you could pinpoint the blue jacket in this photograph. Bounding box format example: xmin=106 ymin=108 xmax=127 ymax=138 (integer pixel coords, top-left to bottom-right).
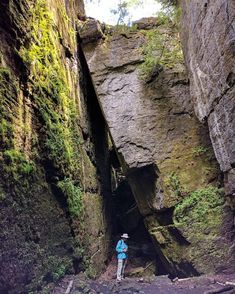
xmin=116 ymin=239 xmax=128 ymax=259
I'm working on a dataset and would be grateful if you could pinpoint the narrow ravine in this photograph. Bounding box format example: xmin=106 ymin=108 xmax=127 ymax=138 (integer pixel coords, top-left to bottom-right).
xmin=0 ymin=0 xmax=234 ymax=293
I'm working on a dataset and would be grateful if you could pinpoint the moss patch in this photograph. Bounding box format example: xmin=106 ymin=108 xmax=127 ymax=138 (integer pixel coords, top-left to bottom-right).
xmin=173 ymin=186 xmax=228 ymax=273
xmin=57 ymin=178 xmax=83 ymax=217
xmin=159 ymin=128 xmax=219 ymax=208
xmin=0 ymin=67 xmax=17 ymax=150
xmin=174 ymin=186 xmax=224 ymax=239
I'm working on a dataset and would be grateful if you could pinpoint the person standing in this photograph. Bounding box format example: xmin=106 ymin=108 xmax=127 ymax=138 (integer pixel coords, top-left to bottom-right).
xmin=116 ymin=233 xmax=129 ymax=281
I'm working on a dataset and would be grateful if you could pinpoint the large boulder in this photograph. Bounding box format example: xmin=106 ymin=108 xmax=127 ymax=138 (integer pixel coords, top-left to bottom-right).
xmin=78 ymin=18 xmax=104 ymax=44
xmin=80 ymin=21 xmax=233 ymax=275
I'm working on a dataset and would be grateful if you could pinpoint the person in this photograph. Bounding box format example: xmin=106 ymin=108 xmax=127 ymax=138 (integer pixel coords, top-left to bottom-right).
xmin=116 ymin=233 xmax=129 ymax=281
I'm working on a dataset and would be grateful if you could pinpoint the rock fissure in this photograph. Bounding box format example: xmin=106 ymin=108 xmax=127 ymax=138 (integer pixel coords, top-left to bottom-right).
xmin=0 ymin=0 xmax=235 ymax=292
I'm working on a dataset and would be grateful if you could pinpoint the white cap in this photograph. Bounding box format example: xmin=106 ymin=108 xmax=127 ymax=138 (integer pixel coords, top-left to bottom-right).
xmin=121 ymin=233 xmax=129 ymax=238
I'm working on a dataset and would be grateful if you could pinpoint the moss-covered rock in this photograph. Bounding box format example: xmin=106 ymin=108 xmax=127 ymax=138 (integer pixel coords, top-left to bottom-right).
xmin=0 ymin=0 xmax=111 ymax=292
xmin=159 ymin=130 xmax=219 ymax=208
xmin=173 ymin=186 xmax=229 ymax=273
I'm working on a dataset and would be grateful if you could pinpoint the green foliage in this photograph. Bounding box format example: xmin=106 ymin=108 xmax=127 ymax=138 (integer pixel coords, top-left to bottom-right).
xmin=3 ymin=149 xmax=36 ymax=180
xmin=57 ymin=178 xmax=83 ymax=217
xmin=111 ymin=0 xmax=130 ymax=25
xmin=0 ymin=67 xmax=17 ymax=149
xmin=19 ymin=0 xmax=81 ymax=177
xmin=111 ymin=23 xmax=138 ymax=35
xmin=44 ymin=256 xmax=69 ymax=282
xmin=157 ymin=0 xmax=178 ymax=8
xmin=167 ymin=172 xmax=182 ymax=197
xmin=110 ymin=0 xmax=143 ymax=25
xmin=174 ymin=186 xmax=224 ymax=234
xmin=0 ymin=186 xmax=5 ymax=201
xmin=85 ymin=263 xmax=97 ymax=279
xmin=52 ymin=264 xmax=66 ymax=280
xmin=192 ymin=145 xmax=209 ymax=156
xmin=140 ymin=12 xmax=183 ymax=80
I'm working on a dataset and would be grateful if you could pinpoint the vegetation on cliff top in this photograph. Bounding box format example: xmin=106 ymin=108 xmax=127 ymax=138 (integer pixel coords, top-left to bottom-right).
xmin=139 ymin=7 xmax=183 ymax=80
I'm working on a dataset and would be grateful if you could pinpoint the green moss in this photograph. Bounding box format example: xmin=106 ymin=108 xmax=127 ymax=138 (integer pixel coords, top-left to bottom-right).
xmin=0 ymin=185 xmax=5 ymax=201
xmin=159 ymin=128 xmax=219 ymax=209
xmin=57 ymin=178 xmax=83 ymax=217
xmin=2 ymin=149 xmax=36 ymax=183
xmin=166 ymin=172 xmax=184 ymax=197
xmin=30 ymin=254 xmax=71 ymax=290
xmin=19 ymin=0 xmax=81 ymax=178
xmin=0 ymin=67 xmax=17 ymax=149
xmin=192 ymin=145 xmax=209 ymax=156
xmin=139 ymin=7 xmax=183 ymax=80
xmin=174 ymin=186 xmax=224 ymax=237
xmin=173 ymin=186 xmax=229 ymax=273
xmin=0 ymin=66 xmax=37 ymax=189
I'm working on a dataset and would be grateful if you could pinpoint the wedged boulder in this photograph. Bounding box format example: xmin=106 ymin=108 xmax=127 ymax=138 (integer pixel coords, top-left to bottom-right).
xmin=133 ymin=17 xmax=158 ymax=30
xmin=80 ymin=20 xmax=233 ymax=275
xmin=78 ymin=18 xmax=104 ymax=44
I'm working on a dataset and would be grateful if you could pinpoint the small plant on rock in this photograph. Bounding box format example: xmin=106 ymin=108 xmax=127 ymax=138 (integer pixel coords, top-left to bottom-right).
xmin=192 ymin=145 xmax=209 ymax=156
xmin=57 ymin=178 xmax=84 ymax=217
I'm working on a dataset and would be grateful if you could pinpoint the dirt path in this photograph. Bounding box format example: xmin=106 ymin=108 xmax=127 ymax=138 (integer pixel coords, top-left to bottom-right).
xmin=52 ymin=255 xmax=235 ymax=293
xmin=52 ymin=273 xmax=235 ymax=294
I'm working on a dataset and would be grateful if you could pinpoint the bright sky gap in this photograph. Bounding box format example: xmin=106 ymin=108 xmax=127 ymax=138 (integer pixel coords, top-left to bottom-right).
xmin=84 ymin=0 xmax=162 ymax=25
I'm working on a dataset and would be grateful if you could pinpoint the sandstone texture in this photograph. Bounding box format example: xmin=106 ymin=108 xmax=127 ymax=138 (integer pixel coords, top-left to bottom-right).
xmin=180 ymin=0 xmax=235 ymax=196
xmin=80 ymin=19 xmax=234 ymax=276
xmin=0 ymin=0 xmax=111 ymax=292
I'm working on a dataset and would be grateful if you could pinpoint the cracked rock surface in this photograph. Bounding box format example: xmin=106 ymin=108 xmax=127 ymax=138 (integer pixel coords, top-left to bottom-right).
xmin=181 ymin=0 xmax=235 ymax=195
xmin=79 ymin=21 xmax=234 ymax=275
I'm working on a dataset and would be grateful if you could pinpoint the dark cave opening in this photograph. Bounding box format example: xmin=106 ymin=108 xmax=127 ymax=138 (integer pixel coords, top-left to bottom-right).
xmin=110 ymin=149 xmax=169 ymax=277
xmin=112 ymin=179 xmax=158 ymax=275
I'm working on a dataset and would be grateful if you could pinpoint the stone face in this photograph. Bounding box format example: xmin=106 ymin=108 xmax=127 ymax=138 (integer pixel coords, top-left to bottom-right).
xmin=82 ymin=27 xmax=219 ymax=207
xmin=78 ymin=18 xmax=104 ymax=44
xmin=180 ymin=0 xmax=235 ymax=180
xmin=81 ymin=22 xmax=231 ymax=275
xmin=0 ymin=0 xmax=111 ymax=292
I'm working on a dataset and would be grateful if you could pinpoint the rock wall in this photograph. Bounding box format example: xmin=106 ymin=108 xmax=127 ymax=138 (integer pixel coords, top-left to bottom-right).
xmin=180 ymin=0 xmax=235 ymax=197
xmin=80 ymin=18 xmax=234 ymax=276
xmin=0 ymin=1 xmax=111 ymax=293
